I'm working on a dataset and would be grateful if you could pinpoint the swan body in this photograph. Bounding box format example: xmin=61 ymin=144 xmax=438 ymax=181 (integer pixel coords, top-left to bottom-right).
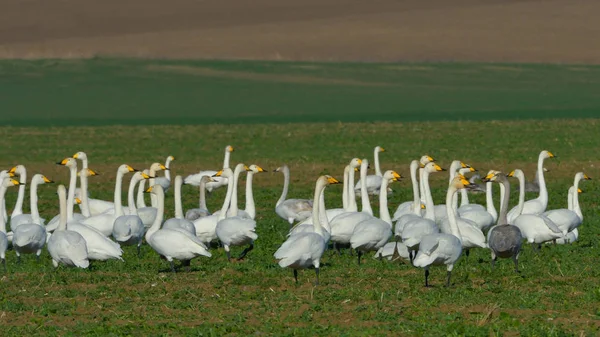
xmin=112 ymin=171 xmax=150 ymax=252
xmin=274 ymin=175 xmax=339 ymax=284
xmin=163 ymin=176 xmax=196 ymax=236
xmin=184 ymin=145 xmax=233 ymax=192
xmin=152 ymin=155 xmax=175 ymax=193
xmin=375 ymin=241 xmax=410 ymax=262
xmin=46 ymin=158 xmax=87 ymax=231
xmin=145 ymin=184 xmax=211 ymax=272
xmin=0 ymin=178 xmax=22 ymax=269
xmin=10 ymin=173 xmax=53 ymax=231
xmin=0 ymin=170 xmax=14 ymax=223
xmin=393 ymin=159 xmax=424 ymax=222
xmin=47 ymin=185 xmax=89 ymax=268
xmin=543 ymin=172 xmax=590 ymax=235
xmin=274 ymin=165 xmax=313 ymax=225
xmin=185 ymin=176 xmax=213 ymax=221
xmin=433 ymin=160 xmax=471 ymax=222
xmin=507 ymin=150 xmax=555 ymax=221
xmin=354 ymin=146 xmax=388 ymax=196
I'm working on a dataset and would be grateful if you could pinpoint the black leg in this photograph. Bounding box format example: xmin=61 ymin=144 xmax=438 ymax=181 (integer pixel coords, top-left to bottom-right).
xmin=226 ymin=250 xmax=231 ymax=262
xmin=465 ymin=249 xmax=470 ymax=259
xmin=513 ymin=254 xmax=520 ymax=273
xmin=409 ymin=250 xmax=415 ymax=266
xmin=36 ymin=254 xmax=41 ymax=263
xmin=170 ymin=260 xmax=176 ymax=273
xmin=446 ymin=271 xmax=452 ymax=287
xmin=314 ymin=268 xmax=320 ymax=286
xmin=357 ymin=251 xmax=362 ymax=265
xmin=182 ymin=259 xmax=191 ymax=272
xmin=137 ymin=244 xmax=141 ymax=257
xmin=17 ymin=255 xmax=21 ymax=264
xmin=2 ymin=259 xmax=6 ymax=272
xmin=237 ymin=243 xmax=254 ymax=260
xmin=334 ymin=243 xmax=341 ymax=256
xmin=491 ymin=256 xmax=497 ymax=271
xmin=424 ymin=269 xmax=430 ymax=287
xmin=293 ymin=269 xmax=298 ymax=283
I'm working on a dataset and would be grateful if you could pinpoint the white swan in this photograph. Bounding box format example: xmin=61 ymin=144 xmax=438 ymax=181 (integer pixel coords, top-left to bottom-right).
xmin=507 ymin=150 xmax=555 ymax=221
xmin=329 ymin=159 xmax=375 ymax=249
xmin=274 ymin=165 xmax=313 ymax=225
xmin=509 ymin=169 xmax=565 ymax=246
xmin=153 ymin=155 xmax=175 ymax=193
xmin=10 ymin=173 xmax=53 ymax=231
xmin=191 ymin=163 xmax=240 ymax=245
xmin=544 ymin=172 xmax=590 ymax=237
xmin=350 ymin=170 xmax=400 ymax=264
xmin=145 ymin=184 xmax=211 ymax=272
xmin=47 ymin=185 xmax=89 ymax=268
xmin=73 ymin=152 xmax=118 ymax=216
xmin=0 ymin=178 xmax=21 ymax=270
xmin=8 ymin=165 xmax=27 ymax=221
xmin=554 ymin=187 xmax=581 ymax=244
xmin=458 ymin=170 xmax=498 ymax=223
xmin=398 ymin=162 xmax=444 ymax=262
xmin=287 ymin=174 xmax=334 ymax=243
xmin=185 ymin=176 xmax=213 ymax=221
xmin=374 ymin=241 xmax=411 ymax=262
xmin=212 ymin=164 xmax=260 ymax=220
xmin=354 ymin=146 xmax=389 ymax=196
xmin=413 ymin=175 xmax=471 ymax=287
xmin=148 ymin=162 xmax=167 ymax=207
xmin=433 ymin=160 xmax=471 ymax=221
xmin=112 ymin=171 xmax=150 ymax=255
xmin=418 ymin=155 xmax=436 ymax=205
xmin=274 ymin=175 xmax=339 ymax=284
xmin=79 ymin=164 xmax=137 ymax=236
xmin=184 ymin=145 xmax=233 ymax=192
xmin=163 ymin=175 xmax=197 ymax=236
xmin=215 ymin=164 xmax=258 ymax=261
xmin=46 ymin=158 xmax=87 ymax=231
xmin=393 ymin=159 xmax=423 ymax=222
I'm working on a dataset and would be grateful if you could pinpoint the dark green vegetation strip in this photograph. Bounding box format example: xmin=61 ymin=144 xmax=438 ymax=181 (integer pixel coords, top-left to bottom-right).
xmin=0 ymin=120 xmax=599 ymax=334
xmin=1 ymin=59 xmax=599 ymax=126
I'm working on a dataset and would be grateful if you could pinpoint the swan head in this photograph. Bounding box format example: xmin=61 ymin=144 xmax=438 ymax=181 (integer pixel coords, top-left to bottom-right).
xmin=540 ymin=150 xmax=556 ymax=159
xmin=226 ymin=145 xmax=234 ymax=153
xmin=375 ymin=146 xmax=385 ymax=153
xmin=31 ymin=174 xmax=55 ymax=185
xmin=507 ymin=169 xmax=525 ymax=180
xmin=118 ymin=164 xmax=137 ymax=175
xmin=349 ymin=158 xmax=362 ymax=169
xmin=1 ymin=177 xmax=22 ymax=188
xmin=214 ymin=167 xmax=234 ymax=179
xmin=458 ymin=167 xmax=475 ymax=176
xmin=576 ymin=172 xmax=592 ymax=181
xmin=145 ymin=184 xmax=165 ymax=195
xmin=57 ymin=158 xmax=77 ymax=169
xmin=8 ymin=165 xmax=26 ymax=176
xmin=0 ymin=170 xmax=14 ymax=179
xmin=423 ymin=162 xmax=445 ymax=173
xmin=149 ymin=162 xmax=167 ymax=172
xmin=248 ymin=165 xmax=266 ymax=173
xmin=419 ymin=155 xmax=435 ymax=165
xmin=273 ymin=165 xmax=289 ymax=173
xmin=167 ymin=155 xmax=175 ymax=162
xmin=319 ymin=175 xmax=340 ymax=185
xmin=383 ymin=170 xmax=401 ymax=182
xmin=72 ymin=152 xmax=87 ymax=161
xmin=132 ymin=171 xmax=151 ymax=181
xmin=450 ymin=175 xmax=473 ymax=190
xmin=481 ymin=170 xmax=507 ymax=183
xmin=77 ymin=168 xmax=98 ymax=178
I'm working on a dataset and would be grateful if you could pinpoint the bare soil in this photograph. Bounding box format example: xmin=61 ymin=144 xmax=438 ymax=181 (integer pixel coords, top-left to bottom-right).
xmin=1 ymin=0 xmax=599 ymax=63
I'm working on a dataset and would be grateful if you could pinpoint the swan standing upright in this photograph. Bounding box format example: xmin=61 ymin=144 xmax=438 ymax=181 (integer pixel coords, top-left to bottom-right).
xmin=153 ymin=155 xmax=175 ymax=193
xmin=73 ymin=151 xmax=120 ymax=216
xmin=274 ymin=165 xmax=313 ymax=225
xmin=145 ymin=184 xmax=211 ymax=272
xmin=483 ymin=171 xmax=523 ymax=272
xmin=274 ymin=175 xmax=340 ymax=284
xmin=10 ymin=173 xmax=53 ymax=231
xmin=112 ymin=171 xmax=151 ymax=255
xmin=0 ymin=178 xmax=22 ymax=270
xmin=185 ymin=176 xmax=214 ymax=221
xmin=0 ymin=170 xmax=15 ymax=222
xmin=46 ymin=158 xmax=87 ymax=231
xmin=350 ymin=170 xmax=400 ymax=264
xmin=413 ymin=175 xmax=474 ymax=287
xmin=507 ymin=150 xmax=555 ymax=221
xmin=393 ymin=159 xmax=423 ymax=222
xmin=162 ymin=175 xmax=197 ymax=236
xmin=47 ymin=185 xmax=89 ymax=269
xmin=354 ymin=146 xmax=388 ymax=196
xmin=215 ymin=164 xmax=258 ymax=261
xmin=184 ymin=145 xmax=234 ymax=192
xmin=544 ymin=172 xmax=590 ymax=238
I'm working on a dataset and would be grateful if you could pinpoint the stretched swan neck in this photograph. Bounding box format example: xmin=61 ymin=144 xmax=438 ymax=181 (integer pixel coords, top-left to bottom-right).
xmin=409 ymin=161 xmax=421 ymax=214
xmin=67 ymin=164 xmax=77 ymax=221
xmin=360 ymin=160 xmax=373 ymax=215
xmin=342 ymin=166 xmax=349 ymax=210
xmin=311 ymin=179 xmax=327 ymax=236
xmin=374 ymin=148 xmax=382 ymax=176
xmin=445 ymin=185 xmax=462 ymax=242
xmin=0 ymin=184 xmax=8 ymax=233
xmin=537 ymin=153 xmax=548 ymax=204
xmin=485 ymin=181 xmax=497 ymax=218
xmin=418 ymin=168 xmax=426 ymax=204
xmin=57 ymin=186 xmax=68 ymax=232
xmin=497 ymin=178 xmax=510 ymax=226
xmin=245 ymin=172 xmax=256 ymax=219
xmin=145 ymin=186 xmax=165 ymax=241
xmin=223 ymin=147 xmax=232 ymax=169
xmin=128 ymin=175 xmax=140 ymax=214
xmin=137 ymin=177 xmax=146 ymax=209
xmin=317 ymin=186 xmax=330 ymax=233
xmin=113 ymin=169 xmax=125 ymax=217
xmin=79 ymin=171 xmax=91 ymax=217
xmin=572 ymin=186 xmax=582 ymax=220
xmin=276 ymin=166 xmax=290 ymax=207
xmin=218 ymin=171 xmax=235 ymax=221
xmin=199 ymin=179 xmax=208 ymax=210
xmin=347 ymin=164 xmax=358 ymax=212
xmin=515 ymin=172 xmax=526 ymax=216
xmin=228 ymin=165 xmax=244 ymax=217
xmin=174 ymin=176 xmax=183 ymax=218
xmin=567 ymin=186 xmax=574 ymax=210
xmin=422 ymin=170 xmax=435 ymax=220
xmin=379 ymin=178 xmax=392 ymax=225
xmin=165 ymin=158 xmax=172 ymax=180
xmin=13 ymin=168 xmax=26 ymax=217
xmin=29 ymin=177 xmax=41 ymax=223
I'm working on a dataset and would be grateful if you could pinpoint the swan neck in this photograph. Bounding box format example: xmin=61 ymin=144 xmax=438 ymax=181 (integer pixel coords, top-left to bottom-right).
xmin=148 ymin=167 xmax=158 ymax=207
xmin=342 ymin=166 xmax=349 ymax=210
xmin=145 ymin=188 xmax=164 ymax=242
xmin=67 ymin=165 xmax=77 ymax=221
xmin=311 ymin=181 xmax=326 ymax=236
xmin=567 ymin=187 xmax=574 ymax=210
xmin=199 ymin=180 xmax=208 ymax=210
xmin=113 ymin=170 xmax=124 ymax=217
xmin=12 ymin=169 xmax=27 ymax=217
xmin=79 ymin=172 xmax=91 ymax=217
xmin=360 ymin=163 xmax=373 ymax=216
xmin=223 ymin=150 xmax=231 ymax=169
xmin=422 ymin=170 xmax=435 ymax=220
xmin=537 ymin=154 xmax=548 ymax=207
xmin=374 ymin=149 xmax=382 ymax=176
xmin=410 ymin=161 xmax=421 ymax=214
xmin=136 ymin=178 xmax=145 ymax=209
xmin=57 ymin=188 xmax=68 ymax=232
xmin=347 ymin=165 xmax=357 ymax=212
xmin=245 ymin=172 xmax=256 ymax=219
xmin=486 ymin=181 xmax=498 ymax=222
xmin=445 ymin=186 xmax=462 ymax=242
xmin=228 ymin=167 xmax=242 ymax=217
xmin=459 ymin=188 xmax=469 ymax=207
xmin=497 ymin=179 xmax=510 ymax=226
xmin=218 ymin=173 xmax=235 ymax=221
xmin=276 ymin=166 xmax=289 ymax=207
xmin=164 ymin=159 xmax=172 ymax=181
xmin=317 ymin=186 xmax=330 ymax=233
xmin=418 ymin=168 xmax=426 ymax=204
xmin=515 ymin=174 xmax=526 ymax=216
xmin=0 ymin=185 xmax=8 ymax=233
xmin=173 ymin=177 xmax=183 ymax=219
xmin=379 ymin=178 xmax=392 ymax=225
xmin=572 ymin=186 xmax=582 ymax=220
xmin=128 ymin=175 xmax=139 ymax=215
xmin=29 ymin=179 xmax=41 ymax=223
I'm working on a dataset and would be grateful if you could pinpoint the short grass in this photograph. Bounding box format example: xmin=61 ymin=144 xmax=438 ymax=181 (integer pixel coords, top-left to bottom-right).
xmin=0 ymin=119 xmax=599 ymax=335
xmin=1 ymin=58 xmax=600 ymax=126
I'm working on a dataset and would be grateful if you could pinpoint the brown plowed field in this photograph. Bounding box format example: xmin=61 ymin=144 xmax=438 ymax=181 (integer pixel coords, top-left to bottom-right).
xmin=1 ymin=0 xmax=599 ymax=63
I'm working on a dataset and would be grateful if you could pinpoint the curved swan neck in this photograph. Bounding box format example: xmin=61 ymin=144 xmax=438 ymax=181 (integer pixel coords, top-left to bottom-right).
xmin=137 ymin=177 xmax=146 ymax=209
xmin=359 ymin=160 xmax=373 ymax=216
xmin=29 ymin=178 xmax=41 ymax=223
xmin=223 ymin=149 xmax=231 ymax=169
xmin=148 ymin=167 xmax=159 ymax=208
xmin=572 ymin=186 xmax=582 ymax=221
xmin=145 ymin=187 xmax=164 ymax=242
xmin=245 ymin=172 xmax=256 ymax=219
xmin=79 ymin=171 xmax=91 ymax=217
xmin=409 ymin=161 xmax=421 ymax=214
xmin=567 ymin=186 xmax=574 ymax=210
xmin=342 ymin=166 xmax=349 ymax=210
xmin=228 ymin=166 xmax=244 ymax=217
xmin=128 ymin=175 xmax=141 ymax=214
xmin=0 ymin=184 xmax=8 ymax=233
xmin=515 ymin=173 xmax=526 ymax=216
xmin=174 ymin=176 xmax=183 ymax=219
xmin=57 ymin=187 xmax=68 ymax=232
xmin=419 ymin=168 xmax=426 ymax=204
xmin=164 ymin=158 xmax=172 ymax=181
xmin=536 ymin=153 xmax=548 ymax=207
xmin=445 ymin=185 xmax=462 ymax=242
xmin=486 ymin=181 xmax=498 ymax=222
xmin=113 ymin=170 xmax=125 ymax=217
xmin=317 ymin=186 xmax=330 ymax=233
xmin=459 ymin=188 xmax=469 ymax=207
xmin=422 ymin=170 xmax=435 ymax=220
xmin=218 ymin=172 xmax=235 ymax=221
xmin=374 ymin=148 xmax=382 ymax=176
xmin=276 ymin=166 xmax=290 ymax=207
xmin=199 ymin=179 xmax=208 ymax=210
xmin=12 ymin=168 xmax=27 ymax=217
xmin=497 ymin=178 xmax=510 ymax=226
xmin=311 ymin=179 xmax=327 ymax=236
xmin=347 ymin=165 xmax=358 ymax=212
xmin=67 ymin=164 xmax=77 ymax=221
xmin=379 ymin=178 xmax=392 ymax=225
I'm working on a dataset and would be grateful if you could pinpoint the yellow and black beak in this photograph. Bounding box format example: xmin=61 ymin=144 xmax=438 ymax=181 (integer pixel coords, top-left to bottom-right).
xmin=584 ymin=174 xmax=592 ymax=180
xmin=10 ymin=179 xmax=23 ymax=186
xmin=57 ymin=158 xmax=69 ymax=165
xmin=43 ymin=176 xmax=54 ymax=183
xmin=126 ymin=165 xmax=137 ymax=172
xmin=141 ymin=173 xmax=150 ymax=179
xmin=213 ymin=170 xmax=223 ymax=177
xmin=256 ymin=166 xmax=265 ymax=172
xmin=75 ymin=198 xmax=82 ymax=204
xmin=244 ymin=165 xmax=250 ymax=171
xmin=326 ymin=176 xmax=340 ymax=184
xmin=145 ymin=186 xmax=154 ymax=193
xmin=9 ymin=166 xmax=17 ymax=174
xmin=507 ymin=171 xmax=515 ymax=177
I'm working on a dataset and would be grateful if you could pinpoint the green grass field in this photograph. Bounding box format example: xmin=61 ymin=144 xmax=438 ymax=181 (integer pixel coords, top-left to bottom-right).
xmin=1 ymin=59 xmax=600 ymax=335
xmin=1 ymin=58 xmax=600 ymax=126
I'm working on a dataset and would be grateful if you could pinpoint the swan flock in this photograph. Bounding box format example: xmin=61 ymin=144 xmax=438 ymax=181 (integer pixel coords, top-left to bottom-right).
xmin=0 ymin=147 xmax=591 ymax=287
